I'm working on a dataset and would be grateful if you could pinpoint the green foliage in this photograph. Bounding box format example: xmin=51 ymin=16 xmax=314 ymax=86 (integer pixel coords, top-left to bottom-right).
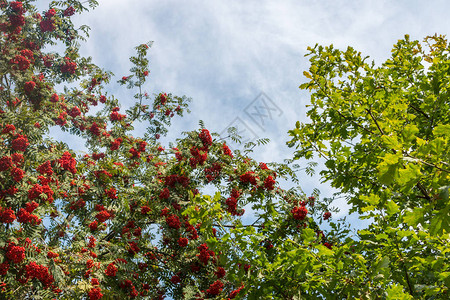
xmin=288 ymin=34 xmax=450 ymax=298
xmin=1 ymin=0 xmax=448 ymax=298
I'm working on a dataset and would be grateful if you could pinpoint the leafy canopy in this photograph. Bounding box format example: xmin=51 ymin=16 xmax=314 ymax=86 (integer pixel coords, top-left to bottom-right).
xmin=0 ymin=0 xmax=448 ymax=298
xmin=288 ymin=34 xmax=450 ymax=298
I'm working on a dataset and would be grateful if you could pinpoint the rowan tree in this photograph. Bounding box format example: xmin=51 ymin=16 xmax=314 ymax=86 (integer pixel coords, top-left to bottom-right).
xmin=0 ymin=1 xmax=329 ymax=299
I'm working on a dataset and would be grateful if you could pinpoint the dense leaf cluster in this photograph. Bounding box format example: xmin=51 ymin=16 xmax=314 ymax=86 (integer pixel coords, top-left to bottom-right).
xmin=289 ymin=34 xmax=450 ymax=298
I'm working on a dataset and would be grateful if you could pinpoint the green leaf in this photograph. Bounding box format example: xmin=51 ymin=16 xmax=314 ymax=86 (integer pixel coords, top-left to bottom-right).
xmin=375 ymin=233 xmax=388 ymax=240
xmin=429 ymin=206 xmax=450 ymax=236
xmin=397 ymin=230 xmax=414 ymax=239
xmin=376 ymin=256 xmax=390 ymax=271
xmin=386 ymin=284 xmax=414 ymax=300
xmin=438 ymin=186 xmax=449 ymax=202
xmin=358 ymin=229 xmax=373 ymax=237
xmin=401 ymin=124 xmax=419 ymax=142
xmin=403 ymin=208 xmax=425 ymax=226
xmin=303 ymin=71 xmax=312 ymax=79
xmin=361 ymin=205 xmax=376 ymax=212
xmin=385 ymin=201 xmax=399 ymax=215
xmin=433 ymin=124 xmax=450 ymax=137
xmin=303 ymin=228 xmax=315 ymax=243
xmin=438 ymin=272 xmax=450 ymax=281
xmin=378 ymin=153 xmax=401 ymax=184
xmin=381 ymin=134 xmax=401 ymax=149
xmin=397 ymin=163 xmax=422 ymax=191
xmin=316 ymin=244 xmax=333 ymax=256
xmin=360 ymin=194 xmax=380 ymax=205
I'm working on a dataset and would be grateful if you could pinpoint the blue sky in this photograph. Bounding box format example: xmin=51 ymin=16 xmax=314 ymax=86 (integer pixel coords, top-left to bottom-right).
xmin=38 ymin=0 xmax=449 ymax=222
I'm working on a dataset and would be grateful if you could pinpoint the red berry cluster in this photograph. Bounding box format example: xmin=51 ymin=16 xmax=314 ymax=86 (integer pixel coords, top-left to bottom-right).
xmin=40 ymin=8 xmax=56 ymax=32
xmin=291 ymin=205 xmax=308 ymax=221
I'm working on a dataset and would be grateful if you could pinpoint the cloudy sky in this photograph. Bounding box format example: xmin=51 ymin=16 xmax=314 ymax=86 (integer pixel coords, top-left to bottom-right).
xmin=38 ymin=0 xmax=449 ymax=225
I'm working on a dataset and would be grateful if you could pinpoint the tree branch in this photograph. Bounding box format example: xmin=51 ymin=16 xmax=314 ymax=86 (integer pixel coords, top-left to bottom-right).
xmin=403 ymin=153 xmax=450 ymax=174
xmin=366 ymin=108 xmax=385 ymax=136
